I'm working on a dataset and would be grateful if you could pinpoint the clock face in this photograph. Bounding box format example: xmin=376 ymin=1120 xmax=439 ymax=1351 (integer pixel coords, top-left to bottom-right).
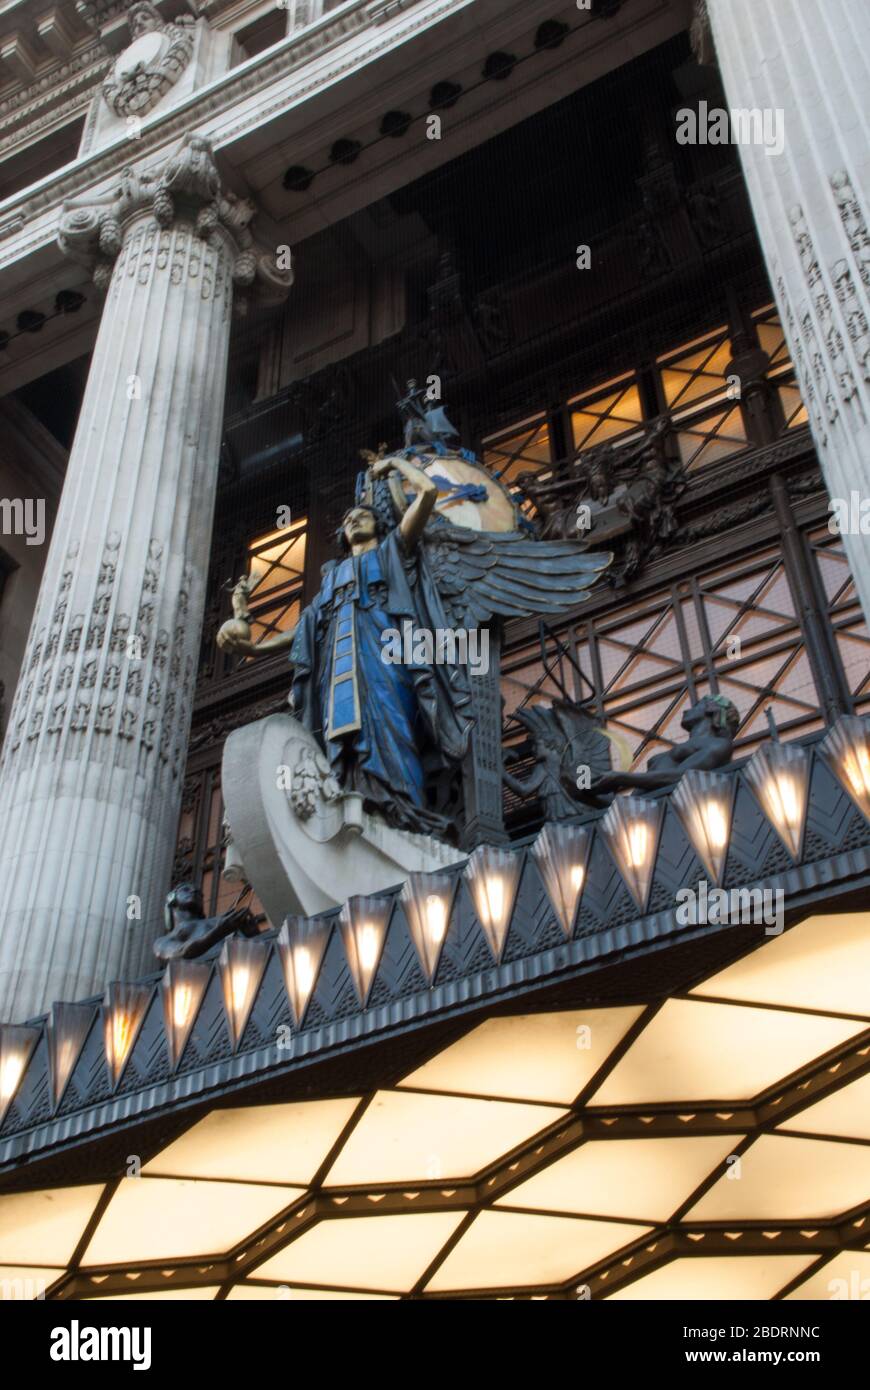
xmin=114 ymin=31 xmax=166 ymax=80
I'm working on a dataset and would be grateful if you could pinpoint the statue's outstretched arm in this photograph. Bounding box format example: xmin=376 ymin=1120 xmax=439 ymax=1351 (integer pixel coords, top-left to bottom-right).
xmin=216 ymin=576 xmax=296 ymax=657
xmin=372 ymin=455 xmax=437 ymax=551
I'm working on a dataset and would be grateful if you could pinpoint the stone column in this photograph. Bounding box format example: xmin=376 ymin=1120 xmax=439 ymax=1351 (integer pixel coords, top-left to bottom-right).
xmin=0 ymin=135 xmax=292 ymax=1022
xmin=701 ymin=0 xmax=870 ymax=617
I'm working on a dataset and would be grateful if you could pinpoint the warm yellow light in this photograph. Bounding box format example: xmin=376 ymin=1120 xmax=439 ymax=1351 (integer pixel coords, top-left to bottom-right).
xmin=425 ymin=893 xmax=448 ymax=945
xmin=821 ymin=714 xmax=870 ymax=821
xmin=399 ymin=874 xmax=455 ymax=983
xmin=47 ymin=1003 xmax=97 ymax=1109
xmin=745 ymin=742 xmax=810 ymax=860
xmin=103 ymin=983 xmax=152 ymax=1086
xmin=843 ymin=746 xmax=870 ymax=800
xmin=173 ymin=984 xmax=194 ymax=1031
xmin=231 ymin=964 xmax=251 ymax=1016
xmin=0 ymin=1053 xmax=26 ymax=1104
xmin=161 ymin=964 xmax=210 ymax=1072
xmin=530 ymin=824 xmax=591 ymax=938
xmin=339 ymin=896 xmax=392 ymax=1005
xmin=771 ymin=772 xmax=800 ymax=835
xmin=217 ymin=940 xmax=270 ymax=1050
xmin=56 ymin=1041 xmax=77 ymax=1085
xmin=601 ymin=796 xmax=663 ymax=913
xmin=627 ymin=822 xmax=650 ymax=869
xmin=143 ymin=1097 xmax=361 ymax=1184
xmin=294 ymin=946 xmax=315 ymax=997
xmin=481 ymin=876 xmax=505 ymax=929
xmin=703 ymin=800 xmax=729 ymax=850
xmin=277 ymin=918 xmax=331 ymax=1026
xmin=672 ymin=771 xmax=734 ymax=885
xmin=358 ymin=925 xmax=379 ymax=973
xmin=463 ymin=847 xmax=521 ymax=960
xmin=112 ymin=1012 xmax=132 ymax=1065
xmin=399 ymin=1006 xmax=645 ymax=1105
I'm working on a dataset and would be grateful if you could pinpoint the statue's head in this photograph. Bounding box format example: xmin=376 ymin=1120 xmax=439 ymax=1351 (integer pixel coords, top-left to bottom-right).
xmin=339 ymin=505 xmax=379 ymax=552
xmin=129 ymin=2 xmax=162 ymax=38
xmin=681 ymin=694 xmax=739 ymax=738
xmin=164 ymin=881 xmax=203 ymax=929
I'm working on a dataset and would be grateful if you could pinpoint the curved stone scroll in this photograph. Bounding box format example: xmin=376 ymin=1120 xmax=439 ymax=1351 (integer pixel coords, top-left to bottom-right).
xmin=221 ymin=715 xmax=464 ymax=925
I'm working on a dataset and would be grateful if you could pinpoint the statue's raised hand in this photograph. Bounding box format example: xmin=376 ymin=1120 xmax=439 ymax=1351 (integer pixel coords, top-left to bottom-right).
xmin=216 ymin=576 xmax=296 ymax=658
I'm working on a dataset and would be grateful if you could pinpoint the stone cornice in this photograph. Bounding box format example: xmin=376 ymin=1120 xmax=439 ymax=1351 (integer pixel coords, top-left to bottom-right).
xmin=0 ymin=42 xmax=108 ymax=137
xmin=0 ymin=0 xmax=500 ymax=270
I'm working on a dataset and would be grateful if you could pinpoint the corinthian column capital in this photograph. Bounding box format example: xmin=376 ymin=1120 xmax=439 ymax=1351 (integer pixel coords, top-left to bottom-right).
xmin=57 ymin=133 xmax=294 ymax=301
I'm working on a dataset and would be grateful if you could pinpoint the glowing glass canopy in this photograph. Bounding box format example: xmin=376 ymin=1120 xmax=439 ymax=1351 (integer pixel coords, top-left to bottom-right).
xmin=1 ymin=910 xmax=866 ymax=1301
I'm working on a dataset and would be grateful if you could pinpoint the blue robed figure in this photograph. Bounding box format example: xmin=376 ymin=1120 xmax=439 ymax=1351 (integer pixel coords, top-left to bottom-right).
xmin=218 ymin=431 xmax=611 ymax=835
xmin=219 ymin=454 xmax=473 ymax=835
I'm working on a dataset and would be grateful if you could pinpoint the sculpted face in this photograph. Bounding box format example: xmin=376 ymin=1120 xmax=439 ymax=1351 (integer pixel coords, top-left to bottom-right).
xmin=343 ymin=507 xmax=377 ymax=547
xmin=130 ymin=4 xmax=162 ymax=38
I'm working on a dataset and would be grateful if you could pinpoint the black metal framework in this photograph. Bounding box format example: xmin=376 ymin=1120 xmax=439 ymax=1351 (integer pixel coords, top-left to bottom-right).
xmin=480 ymin=303 xmax=807 ymax=497
xmin=808 ymin=525 xmax=870 ymax=713
xmin=244 ymin=516 xmax=308 ymax=648
xmin=502 ymin=518 xmax=854 ymax=772
xmin=480 ymin=412 xmax=552 ymax=489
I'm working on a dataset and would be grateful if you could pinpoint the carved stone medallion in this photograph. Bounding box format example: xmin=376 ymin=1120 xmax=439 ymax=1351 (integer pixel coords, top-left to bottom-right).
xmin=101 ymin=3 xmax=195 ymax=120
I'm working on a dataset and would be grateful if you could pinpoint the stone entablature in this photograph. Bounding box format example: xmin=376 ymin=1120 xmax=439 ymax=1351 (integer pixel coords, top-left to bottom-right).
xmin=0 ymin=0 xmax=404 ymax=248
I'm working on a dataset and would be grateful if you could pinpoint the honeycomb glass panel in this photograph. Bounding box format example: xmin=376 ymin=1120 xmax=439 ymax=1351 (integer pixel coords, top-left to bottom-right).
xmin=686 ymin=1135 xmax=870 ymax=1221
xmin=778 ymin=1073 xmax=870 ymax=1141
xmin=254 ymin=1212 xmax=465 ymax=1293
xmin=606 ymin=1255 xmax=816 ymax=1301
xmin=425 ymin=1211 xmax=650 ymax=1293
xmin=143 ymin=1098 xmax=361 ymax=1184
xmin=0 ymin=1185 xmax=103 ymax=1266
xmin=399 ymin=1007 xmax=645 ymax=1104
xmin=82 ymin=1178 xmax=303 ymax=1266
xmin=227 ymin=1284 xmax=396 ymax=1300
xmin=689 ymin=912 xmax=870 ymax=1019
xmin=589 ymin=999 xmax=865 ymax=1106
xmin=325 ymin=1090 xmax=568 ymax=1186
xmin=784 ymin=1250 xmax=870 ymax=1301
xmin=496 ymin=1136 xmax=739 ymax=1221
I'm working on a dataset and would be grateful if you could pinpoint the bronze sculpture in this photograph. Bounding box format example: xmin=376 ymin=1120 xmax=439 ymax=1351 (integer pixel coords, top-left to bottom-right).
xmin=215 ymin=391 xmax=612 ymax=838
xmin=586 ymin=694 xmax=740 ymax=802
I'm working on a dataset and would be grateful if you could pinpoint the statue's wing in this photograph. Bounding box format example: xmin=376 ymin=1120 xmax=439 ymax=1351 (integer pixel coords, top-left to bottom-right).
xmin=551 ymin=702 xmax=614 ymax=782
xmin=425 ymin=521 xmax=611 ymax=627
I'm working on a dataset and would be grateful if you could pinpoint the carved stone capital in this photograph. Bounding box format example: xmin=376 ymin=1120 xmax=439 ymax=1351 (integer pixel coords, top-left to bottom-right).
xmin=58 ymin=133 xmax=294 ymax=301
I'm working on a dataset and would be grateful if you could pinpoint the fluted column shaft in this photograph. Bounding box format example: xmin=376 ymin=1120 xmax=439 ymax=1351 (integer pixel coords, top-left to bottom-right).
xmin=0 ymin=139 xmax=291 ymax=1020
xmin=706 ymin=0 xmax=870 ymax=617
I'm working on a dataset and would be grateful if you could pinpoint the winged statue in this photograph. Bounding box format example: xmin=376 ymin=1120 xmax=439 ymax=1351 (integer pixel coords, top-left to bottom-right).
xmin=217 ymin=393 xmax=611 ymax=837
